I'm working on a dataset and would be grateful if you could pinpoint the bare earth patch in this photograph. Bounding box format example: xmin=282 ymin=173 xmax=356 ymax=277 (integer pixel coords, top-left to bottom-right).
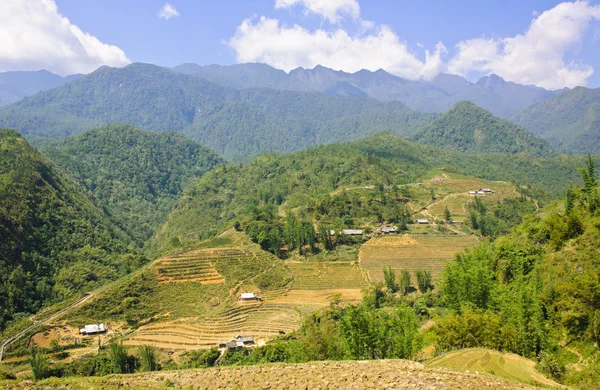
xmin=8 ymin=359 xmax=541 ymax=389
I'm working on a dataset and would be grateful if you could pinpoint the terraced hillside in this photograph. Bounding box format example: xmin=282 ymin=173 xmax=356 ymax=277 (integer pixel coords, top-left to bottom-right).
xmin=360 ymin=235 xmax=478 ymax=282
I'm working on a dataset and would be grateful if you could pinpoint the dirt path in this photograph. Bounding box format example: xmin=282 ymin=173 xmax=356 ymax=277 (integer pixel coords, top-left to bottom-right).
xmin=0 ymin=293 xmax=97 ymax=362
xmin=564 ymin=345 xmax=583 ymax=372
xmin=0 ymin=249 xmax=173 ymax=362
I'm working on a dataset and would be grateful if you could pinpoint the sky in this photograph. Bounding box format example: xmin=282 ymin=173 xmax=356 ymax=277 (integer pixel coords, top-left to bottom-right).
xmin=1 ymin=0 xmax=600 ymax=89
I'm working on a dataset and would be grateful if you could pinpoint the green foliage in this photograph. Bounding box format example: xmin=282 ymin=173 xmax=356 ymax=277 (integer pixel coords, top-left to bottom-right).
xmin=137 ymin=345 xmax=158 ymax=372
xmin=383 ymin=266 xmax=398 ymax=293
xmin=411 ymin=101 xmax=554 ymax=156
xmin=183 ymin=348 xmax=220 ymax=368
xmin=0 ymin=129 xmax=134 ymax=330
xmin=415 ymin=270 xmax=433 ymax=293
xmin=107 ymin=341 xmax=131 ymax=374
xmin=399 ymin=270 xmax=412 ymax=296
xmin=28 ymin=348 xmax=51 ymax=381
xmin=467 ymin=196 xmax=537 ymax=238
xmin=42 ymin=124 xmax=224 ymax=245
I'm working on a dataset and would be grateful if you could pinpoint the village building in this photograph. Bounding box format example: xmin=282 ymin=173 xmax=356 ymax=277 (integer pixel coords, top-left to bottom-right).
xmin=239 ymin=292 xmax=262 ymax=301
xmin=342 ymin=229 xmax=363 ymax=236
xmin=480 ymin=188 xmax=493 ymax=193
xmin=79 ymin=323 xmax=107 ymax=336
xmin=379 ymin=226 xmax=397 ymax=234
xmin=365 ymin=185 xmax=376 ymax=190
xmin=416 ymin=219 xmax=429 ymax=225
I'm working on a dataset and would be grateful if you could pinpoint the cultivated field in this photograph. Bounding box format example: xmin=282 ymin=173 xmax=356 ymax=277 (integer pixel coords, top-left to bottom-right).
xmin=123 ymin=303 xmax=302 ymax=350
xmin=4 ymin=359 xmax=542 ymax=389
xmin=288 ymin=262 xmax=368 ymax=290
xmin=360 ymin=235 xmax=478 ymax=282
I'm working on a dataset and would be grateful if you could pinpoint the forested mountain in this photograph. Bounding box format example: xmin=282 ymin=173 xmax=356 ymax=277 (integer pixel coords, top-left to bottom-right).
xmin=0 ymin=129 xmax=138 ymax=330
xmin=0 ymin=70 xmax=82 ymax=107
xmin=511 ymin=87 xmax=600 ymax=153
xmin=175 ymin=63 xmax=556 ymax=117
xmin=0 ymin=63 xmax=435 ymax=161
xmin=42 ymin=125 xmax=224 ymax=245
xmin=411 ymin=101 xmax=554 ymax=155
xmin=156 ymin=133 xmax=584 ymax=250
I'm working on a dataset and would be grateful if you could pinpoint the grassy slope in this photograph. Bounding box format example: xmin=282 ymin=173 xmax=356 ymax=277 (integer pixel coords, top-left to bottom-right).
xmin=426 ymin=348 xmax=562 ymax=388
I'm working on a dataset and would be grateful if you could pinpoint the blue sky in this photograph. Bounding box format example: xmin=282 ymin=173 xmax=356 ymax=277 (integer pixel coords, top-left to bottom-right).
xmin=2 ymin=0 xmax=599 ymax=89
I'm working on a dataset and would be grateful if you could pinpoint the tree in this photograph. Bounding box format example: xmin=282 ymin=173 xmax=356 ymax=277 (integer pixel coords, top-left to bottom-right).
xmin=444 ymin=206 xmax=452 ymax=223
xmin=415 ymin=270 xmax=433 ymax=293
xmin=28 ymin=348 xmax=50 ymax=381
xmin=565 ymin=185 xmax=575 ymax=215
xmin=138 ymin=345 xmax=157 ymax=372
xmin=399 ymin=270 xmax=411 ymax=295
xmin=383 ymin=266 xmax=398 ymax=293
xmin=108 ymin=341 xmax=129 ymax=374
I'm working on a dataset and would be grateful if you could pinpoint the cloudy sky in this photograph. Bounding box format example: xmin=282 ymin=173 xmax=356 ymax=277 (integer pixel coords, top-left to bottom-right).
xmin=1 ymin=0 xmax=600 ymax=89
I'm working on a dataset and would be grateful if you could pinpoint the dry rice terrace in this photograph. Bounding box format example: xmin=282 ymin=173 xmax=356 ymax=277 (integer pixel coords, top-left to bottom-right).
xmin=360 ymin=235 xmax=478 ymax=282
xmin=2 ymin=359 xmax=543 ymax=390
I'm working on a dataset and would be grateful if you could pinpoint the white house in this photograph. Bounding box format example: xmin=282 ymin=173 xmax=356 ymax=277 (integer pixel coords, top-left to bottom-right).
xmin=342 ymin=229 xmax=363 ymax=236
xmin=79 ymin=323 xmax=107 ymax=336
xmin=416 ymin=219 xmax=429 ymax=224
xmin=239 ymin=292 xmax=262 ymax=301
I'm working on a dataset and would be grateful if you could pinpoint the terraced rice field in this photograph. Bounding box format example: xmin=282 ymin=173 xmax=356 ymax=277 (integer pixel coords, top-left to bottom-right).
xmin=360 ymin=235 xmax=477 ymax=282
xmin=154 ymin=248 xmax=251 ymax=284
xmin=289 ymin=262 xmax=369 ymax=290
xmin=271 ymin=289 xmax=364 ymax=310
xmin=123 ymin=303 xmax=302 ymax=350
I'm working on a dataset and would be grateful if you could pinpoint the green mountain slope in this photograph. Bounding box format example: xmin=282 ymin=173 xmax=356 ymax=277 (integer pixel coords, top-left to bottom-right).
xmin=411 ymin=101 xmax=554 ymax=155
xmin=42 ymin=125 xmax=224 ymax=245
xmin=0 ymin=63 xmax=435 ymax=161
xmin=511 ymin=86 xmax=600 ymax=153
xmin=0 ymin=129 xmax=136 ymax=330
xmin=156 ymin=133 xmax=585 ymax=250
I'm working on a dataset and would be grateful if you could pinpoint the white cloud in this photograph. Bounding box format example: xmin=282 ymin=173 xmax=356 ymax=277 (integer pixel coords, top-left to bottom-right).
xmin=275 ymin=0 xmax=359 ymax=23
xmin=448 ymin=1 xmax=600 ymax=89
xmin=228 ymin=16 xmax=446 ymax=81
xmin=0 ymin=0 xmax=130 ymax=76
xmin=158 ymin=3 xmax=180 ymax=20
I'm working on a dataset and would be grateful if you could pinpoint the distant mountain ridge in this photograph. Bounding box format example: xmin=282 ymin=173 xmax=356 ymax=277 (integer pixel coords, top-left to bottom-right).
xmin=411 ymin=101 xmax=555 ymax=156
xmin=511 ymin=86 xmax=600 ymax=154
xmin=173 ymin=63 xmax=559 ymax=118
xmin=0 ymin=63 xmax=435 ymax=161
xmin=0 ymin=69 xmax=83 ymax=107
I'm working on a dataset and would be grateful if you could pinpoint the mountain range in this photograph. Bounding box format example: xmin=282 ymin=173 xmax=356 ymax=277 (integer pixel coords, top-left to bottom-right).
xmin=0 ymin=63 xmax=436 ymax=161
xmin=0 ymin=62 xmax=599 ymax=156
xmin=0 ymin=70 xmax=82 ymax=107
xmin=173 ymin=63 xmax=558 ymax=118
